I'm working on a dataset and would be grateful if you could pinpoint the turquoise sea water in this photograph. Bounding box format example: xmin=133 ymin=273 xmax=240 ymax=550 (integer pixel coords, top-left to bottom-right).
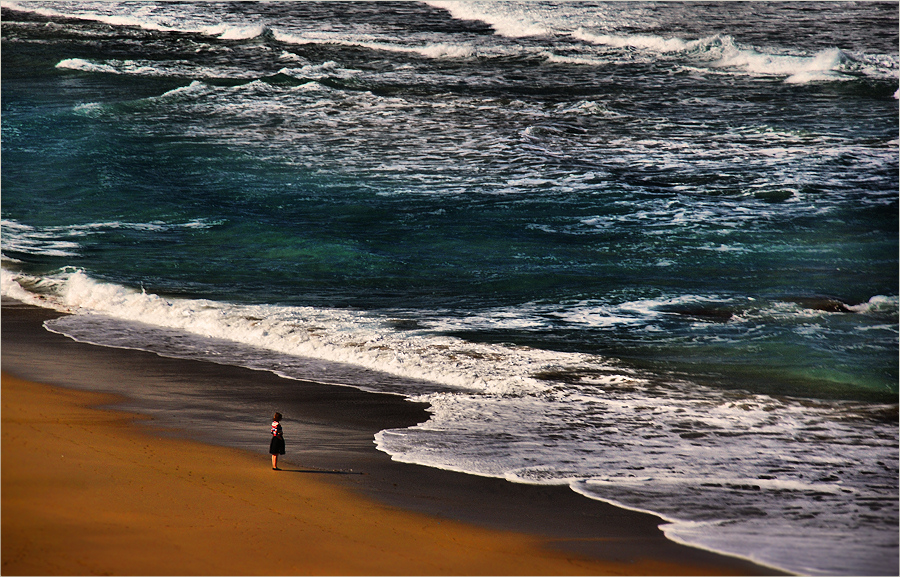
xmin=2 ymin=2 xmax=898 ymax=574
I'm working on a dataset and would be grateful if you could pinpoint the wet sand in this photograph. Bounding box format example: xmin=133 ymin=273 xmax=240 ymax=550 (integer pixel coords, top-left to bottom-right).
xmin=1 ymin=298 xmax=786 ymax=575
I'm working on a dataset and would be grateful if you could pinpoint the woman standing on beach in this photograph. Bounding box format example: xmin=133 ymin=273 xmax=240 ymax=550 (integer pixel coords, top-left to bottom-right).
xmin=270 ymin=412 xmax=285 ymax=470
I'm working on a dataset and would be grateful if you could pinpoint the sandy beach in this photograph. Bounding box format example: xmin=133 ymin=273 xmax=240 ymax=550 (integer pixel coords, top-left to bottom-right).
xmin=2 ymin=299 xmax=786 ymax=575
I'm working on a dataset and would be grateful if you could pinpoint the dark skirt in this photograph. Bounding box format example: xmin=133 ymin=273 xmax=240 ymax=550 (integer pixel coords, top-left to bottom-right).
xmin=269 ymin=436 xmax=285 ymax=455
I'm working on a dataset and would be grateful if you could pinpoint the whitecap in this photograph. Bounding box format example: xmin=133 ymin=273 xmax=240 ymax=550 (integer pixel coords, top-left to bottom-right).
xmin=573 ymin=28 xmax=694 ymax=53
xmin=56 ymin=58 xmax=118 ymax=74
xmin=201 ymin=23 xmax=267 ymax=40
xmin=426 ymin=1 xmax=552 ymax=38
xmin=847 ymin=295 xmax=899 ymax=316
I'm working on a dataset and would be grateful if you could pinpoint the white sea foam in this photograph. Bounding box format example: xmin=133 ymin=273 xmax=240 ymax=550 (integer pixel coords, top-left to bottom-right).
xmin=1 ymin=219 xmax=221 ymax=263
xmin=715 ymin=46 xmax=846 ymax=82
xmin=542 ymin=52 xmax=605 ymax=67
xmin=273 ymin=29 xmax=482 ymax=60
xmin=201 ymin=23 xmax=267 ymax=40
xmin=378 ymin=375 xmax=898 ymax=576
xmin=18 ymin=267 xmax=889 ymax=401
xmin=278 ymin=50 xmax=303 ymax=62
xmin=13 ymin=0 xmax=900 ymax=87
xmin=0 ymin=220 xmax=82 ymax=257
xmin=0 ymin=268 xmax=567 ymax=395
xmin=573 ymin=28 xmax=698 ymax=53
xmin=3 ymin=266 xmax=897 ymax=577
xmin=848 ymin=295 xmax=899 ymax=316
xmin=427 ymin=0 xmax=552 ymax=38
xmin=158 ymin=80 xmax=213 ymax=99
xmin=573 ymin=28 xmax=889 ymax=84
xmin=2 ymin=1 xmax=177 ymax=32
xmin=56 ymin=58 xmax=260 ymax=81
xmin=56 ymin=58 xmax=119 ymax=74
xmin=426 ymin=1 xmax=898 ymax=85
xmin=2 ymin=0 xmax=260 ymax=37
xmin=276 ymin=61 xmax=353 ymax=81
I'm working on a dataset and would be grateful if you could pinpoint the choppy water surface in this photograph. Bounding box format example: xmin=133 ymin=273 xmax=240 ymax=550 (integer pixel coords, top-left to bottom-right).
xmin=2 ymin=3 xmax=897 ymax=574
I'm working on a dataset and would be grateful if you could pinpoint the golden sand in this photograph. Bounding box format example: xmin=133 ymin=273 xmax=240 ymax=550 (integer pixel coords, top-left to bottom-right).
xmin=2 ymin=372 xmax=755 ymax=575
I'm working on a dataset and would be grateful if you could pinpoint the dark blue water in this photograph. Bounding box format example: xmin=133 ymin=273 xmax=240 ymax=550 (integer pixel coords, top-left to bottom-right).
xmin=2 ymin=3 xmax=898 ymax=574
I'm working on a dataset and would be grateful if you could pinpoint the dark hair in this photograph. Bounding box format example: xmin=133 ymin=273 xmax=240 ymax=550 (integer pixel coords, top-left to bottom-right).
xmin=273 ymin=412 xmax=282 ymax=421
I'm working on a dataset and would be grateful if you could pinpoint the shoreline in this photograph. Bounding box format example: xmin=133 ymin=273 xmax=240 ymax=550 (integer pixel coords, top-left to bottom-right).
xmin=3 ymin=372 xmax=620 ymax=575
xmin=2 ymin=297 xmax=787 ymax=575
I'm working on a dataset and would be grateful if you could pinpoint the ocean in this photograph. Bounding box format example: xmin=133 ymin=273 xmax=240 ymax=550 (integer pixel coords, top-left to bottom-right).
xmin=1 ymin=2 xmax=897 ymax=574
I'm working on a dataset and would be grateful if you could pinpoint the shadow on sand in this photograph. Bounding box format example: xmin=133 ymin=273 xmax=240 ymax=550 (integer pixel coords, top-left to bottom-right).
xmin=275 ymin=468 xmax=363 ymax=475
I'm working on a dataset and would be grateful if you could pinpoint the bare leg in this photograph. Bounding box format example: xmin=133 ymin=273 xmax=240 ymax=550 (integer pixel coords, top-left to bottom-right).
xmin=272 ymin=454 xmax=278 ymax=470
